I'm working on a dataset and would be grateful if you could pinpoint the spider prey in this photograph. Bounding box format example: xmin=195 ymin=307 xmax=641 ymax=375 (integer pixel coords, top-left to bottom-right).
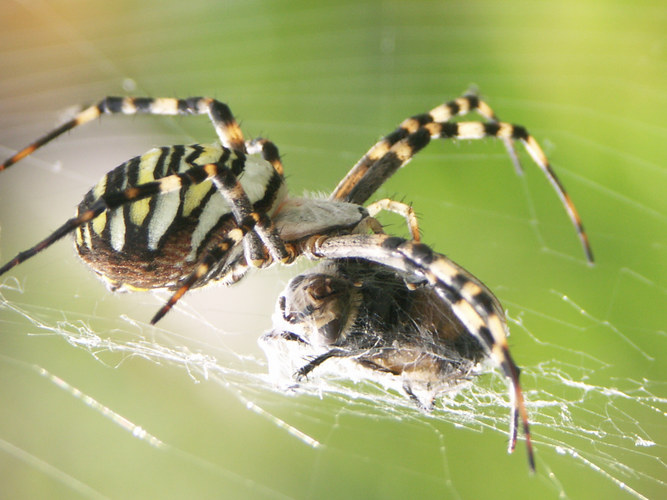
xmin=262 ymin=257 xmax=487 ymax=408
xmin=0 ymin=90 xmax=595 ymax=472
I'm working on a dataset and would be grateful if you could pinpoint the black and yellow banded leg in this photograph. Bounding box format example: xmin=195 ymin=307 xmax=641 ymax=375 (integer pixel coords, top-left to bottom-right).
xmin=151 ymin=205 xmax=299 ymax=324
xmin=239 ymin=136 xmax=287 ymax=263
xmin=332 ymin=90 xmax=518 ymax=202
xmin=412 ymin=90 xmax=524 ymax=174
xmin=1 ymin=96 xmax=247 ymax=171
xmin=302 ymin=232 xmax=535 ymax=472
xmin=341 ymin=118 xmax=593 ymax=264
xmin=247 ymin=137 xmax=284 ymax=176
xmin=207 ymin=161 xmax=290 ymax=266
xmin=149 ymin=210 xmax=293 ymax=325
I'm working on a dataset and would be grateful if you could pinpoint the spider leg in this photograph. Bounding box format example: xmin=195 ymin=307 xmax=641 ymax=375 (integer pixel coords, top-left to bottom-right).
xmin=237 ymin=136 xmax=287 ymax=264
xmin=149 ymin=145 xmax=293 ymax=322
xmin=366 ymin=199 xmax=421 ymax=242
xmin=301 ymin=233 xmax=535 ymax=472
xmin=149 ymin=210 xmax=284 ymax=324
xmin=428 ymin=88 xmax=524 ymax=175
xmin=459 ymin=88 xmax=523 ymax=175
xmin=206 ymin=158 xmax=290 ymax=268
xmin=331 ymin=90 xmax=519 ymax=201
xmin=1 ymin=96 xmax=247 ymax=171
xmin=0 ymin=97 xmax=292 ymax=269
xmin=244 ymin=137 xmax=286 ymax=264
xmin=340 ymin=118 xmax=593 ymax=264
xmin=246 ymin=137 xmax=284 ymax=176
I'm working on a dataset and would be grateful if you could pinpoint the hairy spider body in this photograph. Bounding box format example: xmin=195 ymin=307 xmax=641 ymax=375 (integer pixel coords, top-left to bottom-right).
xmin=0 ymin=90 xmax=595 ymax=472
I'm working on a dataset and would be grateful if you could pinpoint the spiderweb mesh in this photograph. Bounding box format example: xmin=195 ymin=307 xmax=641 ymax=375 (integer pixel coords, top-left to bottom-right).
xmin=1 ymin=1 xmax=665 ymax=499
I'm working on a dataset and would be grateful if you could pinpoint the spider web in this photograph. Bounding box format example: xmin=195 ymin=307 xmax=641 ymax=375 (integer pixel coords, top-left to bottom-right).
xmin=0 ymin=1 xmax=665 ymax=499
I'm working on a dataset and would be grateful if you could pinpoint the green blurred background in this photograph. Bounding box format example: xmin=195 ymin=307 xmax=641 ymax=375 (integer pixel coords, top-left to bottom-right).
xmin=0 ymin=0 xmax=664 ymax=499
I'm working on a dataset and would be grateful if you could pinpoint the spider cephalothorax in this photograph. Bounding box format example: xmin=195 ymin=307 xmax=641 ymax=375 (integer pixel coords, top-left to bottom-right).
xmin=0 ymin=90 xmax=595 ymax=472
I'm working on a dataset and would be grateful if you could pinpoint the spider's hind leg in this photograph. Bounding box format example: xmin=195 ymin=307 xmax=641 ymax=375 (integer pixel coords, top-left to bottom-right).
xmin=1 ymin=96 xmax=247 ymax=171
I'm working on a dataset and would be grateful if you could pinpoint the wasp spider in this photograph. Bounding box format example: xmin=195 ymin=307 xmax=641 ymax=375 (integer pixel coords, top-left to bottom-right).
xmin=0 ymin=91 xmax=595 ymax=471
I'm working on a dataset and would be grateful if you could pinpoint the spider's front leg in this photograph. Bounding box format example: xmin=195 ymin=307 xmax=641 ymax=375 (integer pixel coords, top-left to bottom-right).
xmin=334 ymin=91 xmax=593 ymax=263
xmin=298 ymin=233 xmax=535 ymax=472
xmin=331 ymin=89 xmax=519 ymax=201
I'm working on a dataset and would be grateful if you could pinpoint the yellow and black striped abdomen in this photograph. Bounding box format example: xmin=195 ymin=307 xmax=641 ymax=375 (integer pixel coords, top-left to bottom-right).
xmin=74 ymin=143 xmax=286 ymax=291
